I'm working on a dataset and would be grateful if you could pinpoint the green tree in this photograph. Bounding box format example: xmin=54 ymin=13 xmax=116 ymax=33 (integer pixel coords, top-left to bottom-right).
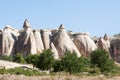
xmin=61 ymin=51 xmax=80 ymax=74
xmin=90 ymin=49 xmax=115 ymax=73
xmin=36 ymin=49 xmax=54 ymax=71
xmin=13 ymin=53 xmax=26 ymax=64
xmin=53 ymin=60 xmax=64 ymax=72
xmin=25 ymin=54 xmax=40 ymax=68
xmin=1 ymin=55 xmax=13 ymax=61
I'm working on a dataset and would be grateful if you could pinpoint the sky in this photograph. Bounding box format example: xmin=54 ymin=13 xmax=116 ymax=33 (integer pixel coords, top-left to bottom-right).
xmin=0 ymin=0 xmax=120 ymax=37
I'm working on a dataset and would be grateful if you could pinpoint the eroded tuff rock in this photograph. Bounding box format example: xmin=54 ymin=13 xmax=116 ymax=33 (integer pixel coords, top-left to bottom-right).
xmin=41 ymin=29 xmax=51 ymax=49
xmin=110 ymin=38 xmax=120 ymax=62
xmin=0 ymin=26 xmax=19 ymax=56
xmin=53 ymin=24 xmax=81 ymax=58
xmin=51 ymin=42 xmax=59 ymax=59
xmin=33 ymin=30 xmax=44 ymax=53
xmin=73 ymin=32 xmax=97 ymax=57
xmin=97 ymin=34 xmax=110 ymax=52
xmin=16 ymin=20 xmax=37 ymax=56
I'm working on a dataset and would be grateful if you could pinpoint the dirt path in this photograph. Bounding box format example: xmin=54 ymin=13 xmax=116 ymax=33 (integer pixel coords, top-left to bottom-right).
xmin=0 ymin=60 xmax=33 ymax=69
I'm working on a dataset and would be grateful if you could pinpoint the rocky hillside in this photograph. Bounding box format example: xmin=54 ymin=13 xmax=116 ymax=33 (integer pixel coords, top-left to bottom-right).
xmin=0 ymin=19 xmax=120 ymax=62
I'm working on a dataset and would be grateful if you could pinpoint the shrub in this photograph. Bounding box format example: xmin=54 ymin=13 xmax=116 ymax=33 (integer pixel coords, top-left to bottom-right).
xmin=0 ymin=55 xmax=13 ymax=61
xmin=90 ymin=49 xmax=115 ymax=73
xmin=60 ymin=51 xmax=80 ymax=74
xmin=53 ymin=60 xmax=64 ymax=72
xmin=78 ymin=56 xmax=90 ymax=72
xmin=36 ymin=49 xmax=54 ymax=71
xmin=13 ymin=53 xmax=26 ymax=64
xmin=25 ymin=54 xmax=40 ymax=68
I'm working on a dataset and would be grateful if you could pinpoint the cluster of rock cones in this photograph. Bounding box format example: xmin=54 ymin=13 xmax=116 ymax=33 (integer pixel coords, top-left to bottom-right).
xmin=0 ymin=19 xmax=120 ymax=62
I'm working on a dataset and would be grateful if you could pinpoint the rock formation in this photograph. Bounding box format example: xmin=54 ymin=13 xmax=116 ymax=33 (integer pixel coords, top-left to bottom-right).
xmin=73 ymin=32 xmax=97 ymax=57
xmin=41 ymin=29 xmax=51 ymax=49
xmin=33 ymin=30 xmax=44 ymax=53
xmin=16 ymin=19 xmax=37 ymax=56
xmin=53 ymin=24 xmax=81 ymax=58
xmin=110 ymin=38 xmax=120 ymax=62
xmin=51 ymin=42 xmax=59 ymax=59
xmin=97 ymin=34 xmax=110 ymax=52
xmin=0 ymin=25 xmax=19 ymax=56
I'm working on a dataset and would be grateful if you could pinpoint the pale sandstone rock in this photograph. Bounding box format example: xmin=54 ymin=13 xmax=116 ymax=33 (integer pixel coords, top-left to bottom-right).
xmin=33 ymin=30 xmax=44 ymax=53
xmin=73 ymin=33 xmax=97 ymax=56
xmin=97 ymin=34 xmax=110 ymax=51
xmin=16 ymin=20 xmax=37 ymax=56
xmin=0 ymin=25 xmax=19 ymax=56
xmin=51 ymin=42 xmax=59 ymax=59
xmin=53 ymin=24 xmax=81 ymax=58
xmin=41 ymin=29 xmax=51 ymax=49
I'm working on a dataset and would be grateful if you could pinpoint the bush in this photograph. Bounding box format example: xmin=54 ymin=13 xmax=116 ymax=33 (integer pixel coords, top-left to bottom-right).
xmin=25 ymin=54 xmax=40 ymax=68
xmin=13 ymin=53 xmax=26 ymax=64
xmin=53 ymin=51 xmax=91 ymax=74
xmin=0 ymin=55 xmax=13 ymax=61
xmin=78 ymin=56 xmax=90 ymax=72
xmin=90 ymin=49 xmax=115 ymax=73
xmin=53 ymin=60 xmax=64 ymax=72
xmin=36 ymin=49 xmax=54 ymax=71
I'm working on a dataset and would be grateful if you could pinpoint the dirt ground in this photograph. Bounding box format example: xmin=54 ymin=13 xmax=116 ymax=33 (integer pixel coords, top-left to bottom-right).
xmin=0 ymin=74 xmax=120 ymax=80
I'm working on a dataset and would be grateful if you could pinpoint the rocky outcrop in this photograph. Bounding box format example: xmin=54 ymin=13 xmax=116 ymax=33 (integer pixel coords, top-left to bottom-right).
xmin=41 ymin=29 xmax=51 ymax=49
xmin=0 ymin=26 xmax=19 ymax=56
xmin=97 ymin=34 xmax=110 ymax=52
xmin=53 ymin=24 xmax=81 ymax=58
xmin=16 ymin=19 xmax=37 ymax=56
xmin=73 ymin=32 xmax=97 ymax=57
xmin=110 ymin=38 xmax=120 ymax=62
xmin=33 ymin=30 xmax=44 ymax=53
xmin=51 ymin=42 xmax=59 ymax=59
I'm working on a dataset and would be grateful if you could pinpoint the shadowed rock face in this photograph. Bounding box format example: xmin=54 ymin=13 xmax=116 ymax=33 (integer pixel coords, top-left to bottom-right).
xmin=73 ymin=33 xmax=97 ymax=57
xmin=16 ymin=20 xmax=37 ymax=56
xmin=53 ymin=24 xmax=81 ymax=58
xmin=110 ymin=39 xmax=120 ymax=62
xmin=0 ymin=26 xmax=19 ymax=56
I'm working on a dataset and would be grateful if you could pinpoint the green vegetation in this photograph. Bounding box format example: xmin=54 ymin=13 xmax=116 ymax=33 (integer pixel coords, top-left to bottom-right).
xmin=113 ymin=33 xmax=120 ymax=37
xmin=0 ymin=49 xmax=120 ymax=76
xmin=0 ymin=67 xmax=42 ymax=76
xmin=90 ymin=49 xmax=115 ymax=73
xmin=53 ymin=51 xmax=90 ymax=74
xmin=25 ymin=54 xmax=40 ymax=68
xmin=36 ymin=49 xmax=54 ymax=71
xmin=13 ymin=53 xmax=26 ymax=64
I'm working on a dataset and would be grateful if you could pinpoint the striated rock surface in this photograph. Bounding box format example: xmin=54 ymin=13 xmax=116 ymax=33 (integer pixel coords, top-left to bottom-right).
xmin=41 ymin=29 xmax=51 ymax=49
xmin=53 ymin=24 xmax=81 ymax=58
xmin=33 ymin=30 xmax=44 ymax=53
xmin=16 ymin=20 xmax=37 ymax=56
xmin=0 ymin=26 xmax=19 ymax=56
xmin=110 ymin=38 xmax=120 ymax=62
xmin=51 ymin=42 xmax=59 ymax=59
xmin=73 ymin=32 xmax=97 ymax=57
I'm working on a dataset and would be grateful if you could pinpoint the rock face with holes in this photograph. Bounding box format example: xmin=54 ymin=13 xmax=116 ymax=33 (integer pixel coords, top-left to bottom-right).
xmin=73 ymin=32 xmax=97 ymax=57
xmin=53 ymin=24 xmax=81 ymax=58
xmin=0 ymin=26 xmax=19 ymax=56
xmin=110 ymin=38 xmax=120 ymax=62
